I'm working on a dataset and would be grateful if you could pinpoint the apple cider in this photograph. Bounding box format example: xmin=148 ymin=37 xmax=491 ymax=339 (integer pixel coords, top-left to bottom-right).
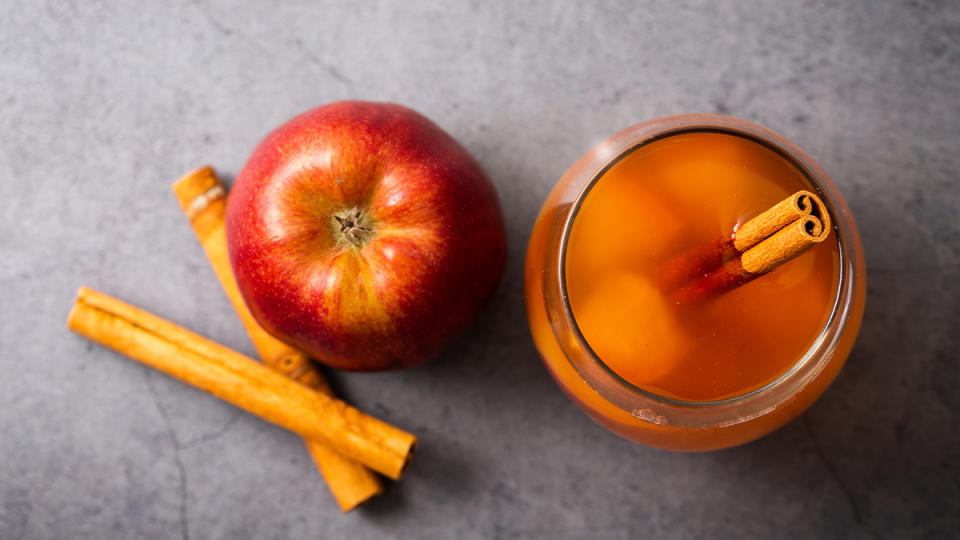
xmin=526 ymin=116 xmax=865 ymax=450
xmin=564 ymin=131 xmax=838 ymax=401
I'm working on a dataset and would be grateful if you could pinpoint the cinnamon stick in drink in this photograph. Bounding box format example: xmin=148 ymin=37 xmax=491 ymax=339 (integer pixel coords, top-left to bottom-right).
xmin=172 ymin=166 xmax=382 ymax=511
xmin=656 ymin=190 xmax=828 ymax=290
xmin=67 ymin=287 xmax=416 ymax=480
xmin=671 ymin=211 xmax=831 ymax=303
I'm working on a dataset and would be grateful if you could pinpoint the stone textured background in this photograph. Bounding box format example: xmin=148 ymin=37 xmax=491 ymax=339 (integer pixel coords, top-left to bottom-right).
xmin=2 ymin=1 xmax=958 ymax=538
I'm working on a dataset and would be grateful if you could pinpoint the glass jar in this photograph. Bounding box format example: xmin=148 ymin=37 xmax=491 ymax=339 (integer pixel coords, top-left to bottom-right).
xmin=524 ymin=114 xmax=866 ymax=451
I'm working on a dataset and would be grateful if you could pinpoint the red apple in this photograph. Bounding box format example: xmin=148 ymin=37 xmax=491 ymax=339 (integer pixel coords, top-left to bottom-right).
xmin=225 ymin=101 xmax=506 ymax=371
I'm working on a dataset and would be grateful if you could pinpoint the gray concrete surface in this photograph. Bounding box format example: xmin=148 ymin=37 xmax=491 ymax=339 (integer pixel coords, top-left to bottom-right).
xmin=2 ymin=1 xmax=958 ymax=538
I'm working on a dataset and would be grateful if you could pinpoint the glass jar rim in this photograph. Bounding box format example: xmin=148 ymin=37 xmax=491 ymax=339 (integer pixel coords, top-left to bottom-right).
xmin=547 ymin=114 xmax=862 ymax=427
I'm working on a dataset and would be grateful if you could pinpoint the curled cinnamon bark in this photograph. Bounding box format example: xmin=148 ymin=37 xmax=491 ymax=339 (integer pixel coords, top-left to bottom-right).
xmin=172 ymin=166 xmax=383 ymax=511
xmin=665 ymin=191 xmax=832 ymax=303
xmin=67 ymin=287 xmax=416 ymax=480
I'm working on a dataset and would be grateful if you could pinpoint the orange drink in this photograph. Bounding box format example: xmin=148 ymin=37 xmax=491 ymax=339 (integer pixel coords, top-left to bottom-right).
xmin=525 ymin=115 xmax=866 ymax=451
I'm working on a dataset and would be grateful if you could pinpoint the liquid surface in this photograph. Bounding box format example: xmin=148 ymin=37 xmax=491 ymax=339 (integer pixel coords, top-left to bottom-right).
xmin=564 ymin=132 xmax=839 ymax=401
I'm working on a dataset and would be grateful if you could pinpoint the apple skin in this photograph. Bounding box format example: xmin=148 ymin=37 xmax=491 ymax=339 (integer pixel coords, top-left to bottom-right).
xmin=225 ymin=101 xmax=506 ymax=371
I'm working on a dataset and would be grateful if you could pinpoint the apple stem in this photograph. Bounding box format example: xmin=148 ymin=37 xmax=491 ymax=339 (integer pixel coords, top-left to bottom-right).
xmin=332 ymin=207 xmax=374 ymax=248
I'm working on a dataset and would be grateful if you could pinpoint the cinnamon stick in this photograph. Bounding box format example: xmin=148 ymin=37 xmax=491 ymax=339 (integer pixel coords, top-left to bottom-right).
xmin=67 ymin=287 xmax=417 ymax=480
xmin=172 ymin=166 xmax=382 ymax=511
xmin=656 ymin=190 xmax=827 ymax=290
xmin=671 ymin=214 xmax=830 ymax=303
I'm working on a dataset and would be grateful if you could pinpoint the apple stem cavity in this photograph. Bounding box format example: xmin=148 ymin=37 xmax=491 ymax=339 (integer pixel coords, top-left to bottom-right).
xmin=332 ymin=207 xmax=374 ymax=248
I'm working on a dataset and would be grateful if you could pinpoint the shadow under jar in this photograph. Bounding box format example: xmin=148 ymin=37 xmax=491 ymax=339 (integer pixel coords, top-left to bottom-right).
xmin=525 ymin=114 xmax=866 ymax=451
